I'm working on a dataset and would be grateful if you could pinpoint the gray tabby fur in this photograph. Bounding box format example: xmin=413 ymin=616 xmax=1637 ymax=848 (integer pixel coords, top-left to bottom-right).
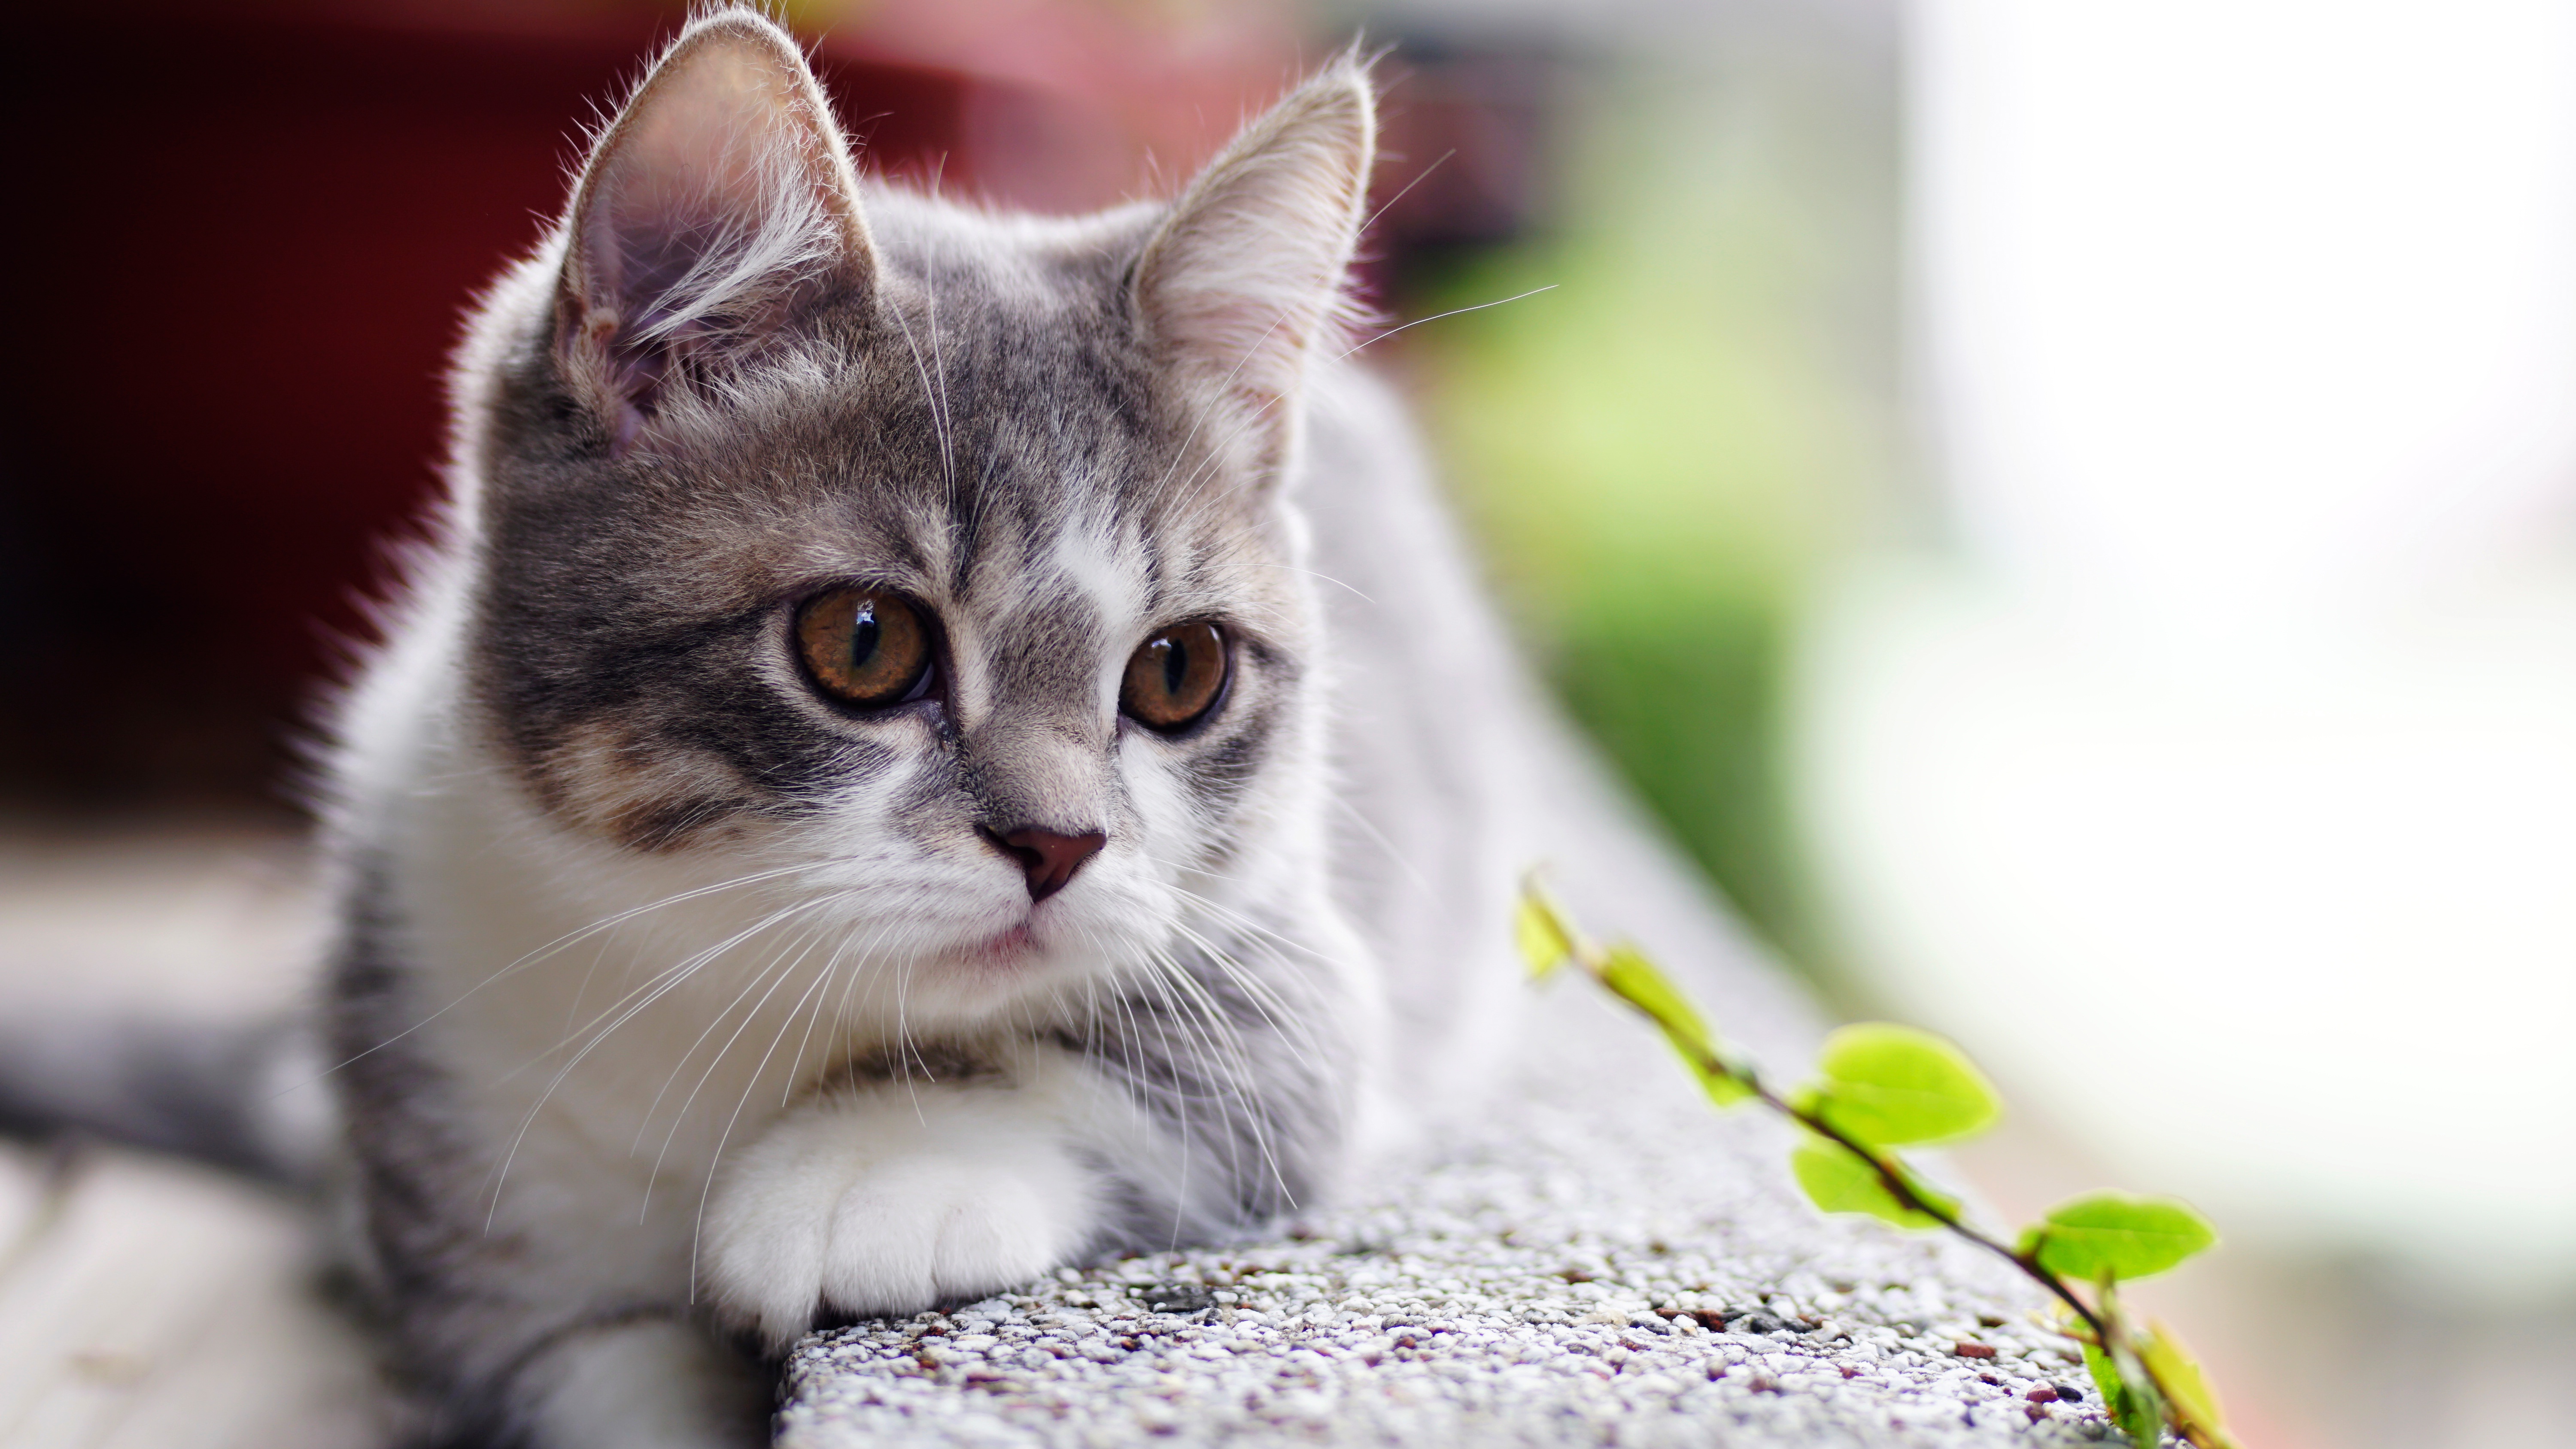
xmin=314 ymin=9 xmax=1788 ymax=1446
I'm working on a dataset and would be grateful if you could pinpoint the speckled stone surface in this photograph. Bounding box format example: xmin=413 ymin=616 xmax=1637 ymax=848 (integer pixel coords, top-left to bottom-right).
xmin=781 ymin=975 xmax=2128 ymax=1448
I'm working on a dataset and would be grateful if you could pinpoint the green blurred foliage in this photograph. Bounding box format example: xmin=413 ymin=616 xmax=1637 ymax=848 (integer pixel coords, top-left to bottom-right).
xmin=1410 ymin=55 xmax=1895 ymax=973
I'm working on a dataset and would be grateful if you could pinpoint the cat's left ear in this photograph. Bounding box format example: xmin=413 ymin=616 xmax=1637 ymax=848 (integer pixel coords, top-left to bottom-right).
xmin=556 ymin=10 xmax=876 ymax=455
xmin=1134 ymin=53 xmax=1376 ymax=476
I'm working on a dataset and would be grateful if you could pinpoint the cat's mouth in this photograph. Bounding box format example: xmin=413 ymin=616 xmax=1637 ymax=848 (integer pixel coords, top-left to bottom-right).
xmin=942 ymin=922 xmax=1041 ymax=972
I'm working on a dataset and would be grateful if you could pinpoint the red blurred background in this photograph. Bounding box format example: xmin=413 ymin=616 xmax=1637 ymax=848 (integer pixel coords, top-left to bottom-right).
xmin=0 ymin=0 xmax=1549 ymax=814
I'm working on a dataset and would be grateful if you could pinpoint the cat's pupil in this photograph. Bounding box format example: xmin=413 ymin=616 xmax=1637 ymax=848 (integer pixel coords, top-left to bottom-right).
xmin=848 ymin=600 xmax=880 ymax=669
xmin=1159 ymin=638 xmax=1187 ymax=697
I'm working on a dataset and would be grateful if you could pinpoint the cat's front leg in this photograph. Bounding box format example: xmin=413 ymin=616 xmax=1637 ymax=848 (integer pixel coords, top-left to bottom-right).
xmin=702 ymin=1079 xmax=1102 ymax=1348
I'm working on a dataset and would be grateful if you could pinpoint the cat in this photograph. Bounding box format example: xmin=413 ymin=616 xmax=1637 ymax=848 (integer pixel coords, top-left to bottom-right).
xmin=74 ymin=7 xmax=1773 ymax=1446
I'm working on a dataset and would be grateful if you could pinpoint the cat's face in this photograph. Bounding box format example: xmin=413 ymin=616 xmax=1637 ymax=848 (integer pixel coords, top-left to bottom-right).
xmin=457 ymin=18 xmax=1371 ymax=1026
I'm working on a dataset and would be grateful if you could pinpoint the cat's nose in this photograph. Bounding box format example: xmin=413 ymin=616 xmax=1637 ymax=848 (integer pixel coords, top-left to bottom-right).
xmin=981 ymin=825 xmax=1106 ymax=901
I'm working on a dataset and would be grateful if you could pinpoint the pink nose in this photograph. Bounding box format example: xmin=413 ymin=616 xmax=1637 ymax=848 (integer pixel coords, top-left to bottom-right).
xmin=984 ymin=826 xmax=1106 ymax=901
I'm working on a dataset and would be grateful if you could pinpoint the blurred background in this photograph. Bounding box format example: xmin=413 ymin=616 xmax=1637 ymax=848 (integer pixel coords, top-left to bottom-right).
xmin=4 ymin=0 xmax=2573 ymax=1445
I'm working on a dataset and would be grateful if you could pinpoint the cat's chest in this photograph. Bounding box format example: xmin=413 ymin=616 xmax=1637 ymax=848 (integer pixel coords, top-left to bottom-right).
xmin=391 ymin=797 xmax=881 ymax=1177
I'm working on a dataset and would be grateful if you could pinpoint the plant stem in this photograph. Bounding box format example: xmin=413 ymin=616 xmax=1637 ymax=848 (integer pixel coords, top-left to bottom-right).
xmin=1547 ymin=914 xmax=2228 ymax=1449
xmin=1644 ymin=1009 xmax=2104 ymax=1340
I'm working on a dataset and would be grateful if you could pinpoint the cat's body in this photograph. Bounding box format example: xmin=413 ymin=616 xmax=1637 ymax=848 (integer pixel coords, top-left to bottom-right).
xmin=0 ymin=10 xmax=1799 ymax=1445
xmin=307 ymin=14 xmax=1608 ymax=1445
xmin=328 ymin=358 xmax=1543 ymax=1449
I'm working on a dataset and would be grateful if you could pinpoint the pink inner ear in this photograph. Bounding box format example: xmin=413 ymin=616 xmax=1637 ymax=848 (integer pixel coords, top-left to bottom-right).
xmin=563 ymin=24 xmax=865 ymax=449
xmin=1136 ymin=72 xmax=1373 ymax=436
xmin=1148 ymin=192 xmax=1355 ymax=415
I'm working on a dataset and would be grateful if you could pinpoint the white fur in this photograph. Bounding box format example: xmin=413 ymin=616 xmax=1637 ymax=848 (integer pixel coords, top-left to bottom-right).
xmin=702 ymin=1076 xmax=1103 ymax=1348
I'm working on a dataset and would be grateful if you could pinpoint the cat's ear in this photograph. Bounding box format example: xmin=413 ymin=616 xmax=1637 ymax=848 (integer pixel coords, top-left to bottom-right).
xmin=556 ymin=10 xmax=875 ymax=455
xmin=1134 ymin=55 xmax=1376 ymax=470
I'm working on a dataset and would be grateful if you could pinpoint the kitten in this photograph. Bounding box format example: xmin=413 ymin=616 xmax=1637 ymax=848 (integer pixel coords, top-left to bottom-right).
xmin=314 ymin=8 xmax=1742 ymax=1446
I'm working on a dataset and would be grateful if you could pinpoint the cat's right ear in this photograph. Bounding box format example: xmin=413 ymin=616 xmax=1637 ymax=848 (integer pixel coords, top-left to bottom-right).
xmin=1133 ymin=55 xmax=1375 ymax=480
xmin=555 ymin=10 xmax=875 ymax=456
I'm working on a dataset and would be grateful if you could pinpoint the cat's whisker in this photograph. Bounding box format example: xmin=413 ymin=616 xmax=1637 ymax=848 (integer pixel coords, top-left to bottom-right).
xmin=1334 ymin=284 xmax=1560 ymax=358
xmin=822 ymin=917 xmax=905 ymax=1084
xmin=1131 ymin=947 xmax=1266 ymax=1151
xmin=1142 ymin=948 xmax=1260 ymax=1096
xmin=1145 ymin=307 xmax=1299 ymax=501
xmin=929 ymin=280 xmax=960 ymax=500
xmin=1124 ymin=961 xmax=1205 ymax=1244
xmin=778 ymin=927 xmax=854 ymax=1106
xmin=1172 ymin=912 xmax=1330 ymax=1004
xmin=639 ymin=911 xmax=846 ymax=1220
xmin=1073 ymin=974 xmax=1126 ymax=1124
xmin=1153 ymin=914 xmax=1336 ymax=1206
xmin=1357 ymin=146 xmax=1454 ymax=236
xmin=518 ymin=895 xmax=818 ymax=1087
xmin=310 ymin=861 xmax=814 ymax=1091
xmin=1326 ymin=795 xmax=1438 ymax=897
xmin=1136 ymin=876 xmax=1352 ymax=1042
xmin=886 ymin=277 xmax=957 ymax=500
xmin=1141 ymin=942 xmax=1297 ymax=1233
xmin=498 ymin=896 xmax=820 ymax=1090
xmin=1139 ymin=869 xmax=1337 ymax=967
xmin=1095 ymin=949 xmax=1154 ymax=1128
xmin=891 ymin=936 xmax=931 ymax=1124
xmin=483 ymin=896 xmax=832 ymax=1227
xmin=684 ymin=933 xmax=848 ymax=1282
xmin=796 ymin=915 xmax=903 ymax=1109
xmin=636 ymin=907 xmax=836 ymax=1172
xmin=1160 ymin=922 xmax=1327 ymax=1074
xmin=1248 ymin=561 xmax=1378 ymax=606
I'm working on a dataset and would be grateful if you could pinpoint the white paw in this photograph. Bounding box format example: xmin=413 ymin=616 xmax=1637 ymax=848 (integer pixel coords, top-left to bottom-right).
xmin=703 ymin=1086 xmax=1099 ymax=1348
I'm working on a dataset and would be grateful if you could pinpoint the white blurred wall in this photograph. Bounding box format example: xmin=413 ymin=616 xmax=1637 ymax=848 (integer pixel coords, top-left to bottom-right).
xmin=1802 ymin=0 xmax=2576 ymax=1293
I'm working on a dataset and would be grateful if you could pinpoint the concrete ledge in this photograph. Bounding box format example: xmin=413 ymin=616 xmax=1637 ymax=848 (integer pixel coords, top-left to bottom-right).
xmin=781 ymin=988 xmax=2116 ymax=1447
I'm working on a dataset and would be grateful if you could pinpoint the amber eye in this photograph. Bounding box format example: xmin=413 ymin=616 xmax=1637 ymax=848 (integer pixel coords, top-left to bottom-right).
xmin=795 ymin=588 xmax=933 ymax=709
xmin=1121 ymin=621 xmax=1229 ymax=731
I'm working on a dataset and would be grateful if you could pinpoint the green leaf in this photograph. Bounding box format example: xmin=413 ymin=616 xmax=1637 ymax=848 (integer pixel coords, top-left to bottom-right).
xmin=1595 ymin=946 xmax=1753 ymax=1104
xmin=1789 ymin=1138 xmax=1952 ymax=1229
xmin=1515 ymin=894 xmax=1573 ymax=980
xmin=2142 ymin=1319 xmax=2231 ymax=1444
xmin=2030 ymin=1193 xmax=2218 ymax=1284
xmin=1598 ymin=944 xmax=1705 ymax=1044
xmin=1809 ymin=1023 xmax=2001 ymax=1147
xmin=2084 ymin=1341 xmax=2166 ymax=1447
xmin=2081 ymin=1342 xmax=2123 ymax=1409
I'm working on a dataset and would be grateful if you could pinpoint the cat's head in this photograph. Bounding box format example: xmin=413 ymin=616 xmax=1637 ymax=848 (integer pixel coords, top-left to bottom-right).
xmin=456 ymin=10 xmax=1376 ymax=1023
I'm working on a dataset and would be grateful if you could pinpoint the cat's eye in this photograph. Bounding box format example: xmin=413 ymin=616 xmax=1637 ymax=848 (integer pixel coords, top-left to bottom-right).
xmin=796 ymin=588 xmax=934 ymax=709
xmin=1121 ymin=621 xmax=1229 ymax=732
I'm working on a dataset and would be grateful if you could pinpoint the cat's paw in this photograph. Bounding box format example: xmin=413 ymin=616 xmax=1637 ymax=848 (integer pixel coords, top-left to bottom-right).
xmin=703 ymin=1088 xmax=1099 ymax=1348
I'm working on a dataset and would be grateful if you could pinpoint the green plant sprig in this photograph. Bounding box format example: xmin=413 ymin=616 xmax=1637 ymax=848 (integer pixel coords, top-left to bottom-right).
xmin=1516 ymin=876 xmax=2239 ymax=1449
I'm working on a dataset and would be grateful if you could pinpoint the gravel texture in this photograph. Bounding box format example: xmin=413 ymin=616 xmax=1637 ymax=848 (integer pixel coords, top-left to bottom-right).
xmin=781 ymin=964 xmax=2131 ymax=1448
